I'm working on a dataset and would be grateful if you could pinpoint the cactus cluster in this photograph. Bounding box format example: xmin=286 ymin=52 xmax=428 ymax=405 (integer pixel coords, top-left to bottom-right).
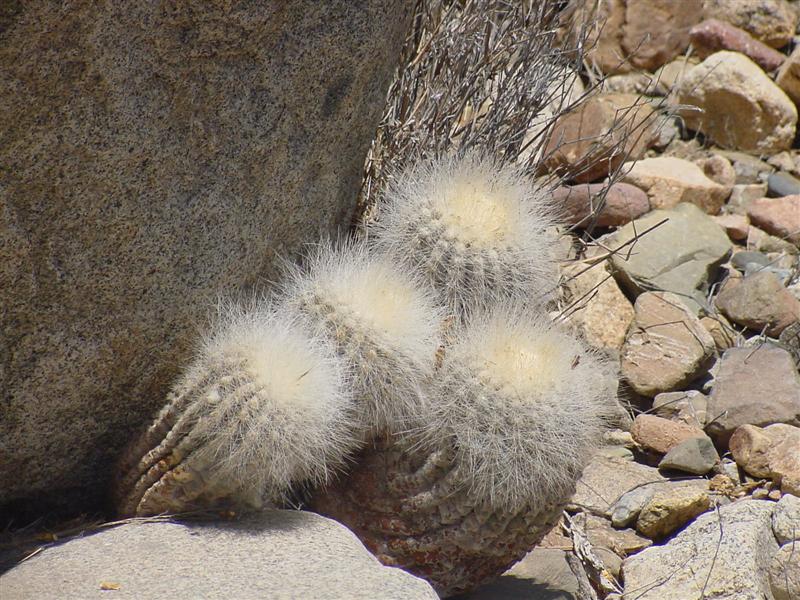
xmin=116 ymin=153 xmax=616 ymax=595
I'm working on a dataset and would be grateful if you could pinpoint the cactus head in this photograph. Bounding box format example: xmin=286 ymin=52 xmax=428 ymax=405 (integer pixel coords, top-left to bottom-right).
xmin=424 ymin=303 xmax=616 ymax=510
xmin=115 ymin=301 xmax=357 ymax=515
xmin=370 ymin=154 xmax=559 ymax=317
xmin=281 ymin=241 xmax=443 ymax=435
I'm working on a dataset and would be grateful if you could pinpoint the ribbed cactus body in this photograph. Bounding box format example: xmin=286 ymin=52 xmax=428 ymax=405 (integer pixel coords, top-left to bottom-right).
xmin=116 ymin=304 xmax=357 ymax=516
xmin=370 ymin=154 xmax=559 ymax=316
xmin=310 ymin=434 xmax=566 ymax=597
xmin=424 ymin=304 xmax=616 ymax=510
xmin=281 ymin=241 xmax=443 ymax=435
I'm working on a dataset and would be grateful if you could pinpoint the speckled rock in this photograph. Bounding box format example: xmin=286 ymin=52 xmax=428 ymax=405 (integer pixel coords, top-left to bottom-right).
xmin=707 ymin=346 xmax=800 ymax=446
xmin=621 ymin=156 xmax=730 ymax=214
xmin=0 ymin=1 xmax=412 ymax=517
xmin=770 ymin=542 xmax=800 ymax=600
xmin=608 ymin=203 xmax=732 ymax=313
xmin=621 ymin=292 xmax=716 ymax=396
xmin=772 ymin=493 xmax=800 ymax=544
xmin=622 ymin=499 xmax=778 ymax=600
xmin=0 ymin=510 xmax=439 ymax=599
xmin=678 ymin=51 xmax=797 ymax=153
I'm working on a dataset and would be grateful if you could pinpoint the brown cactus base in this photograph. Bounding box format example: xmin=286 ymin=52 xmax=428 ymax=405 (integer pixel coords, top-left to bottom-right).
xmin=310 ymin=435 xmax=567 ymax=597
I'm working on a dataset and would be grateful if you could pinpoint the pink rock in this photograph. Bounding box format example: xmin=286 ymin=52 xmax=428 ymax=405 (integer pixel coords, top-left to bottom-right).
xmin=553 ymin=183 xmax=650 ymax=227
xmin=746 ymin=196 xmax=800 ymax=246
xmin=690 ymin=19 xmax=785 ymax=72
xmin=631 ymin=414 xmax=708 ymax=455
xmin=715 ymin=271 xmax=800 ymax=336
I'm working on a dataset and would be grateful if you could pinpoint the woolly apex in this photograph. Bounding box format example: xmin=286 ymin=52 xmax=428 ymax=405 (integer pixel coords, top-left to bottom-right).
xmin=175 ymin=300 xmax=358 ymax=506
xmin=422 ymin=303 xmax=616 ymax=510
xmin=369 ymin=153 xmax=560 ymax=317
xmin=280 ymin=240 xmax=444 ymax=434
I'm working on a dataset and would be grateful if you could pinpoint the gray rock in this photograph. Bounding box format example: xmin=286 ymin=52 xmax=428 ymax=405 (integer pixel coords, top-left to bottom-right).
xmin=608 ymin=203 xmax=732 ymax=313
xmin=770 ymin=542 xmax=800 ymax=600
xmin=658 ymin=436 xmax=719 ymax=475
xmin=0 ymin=510 xmax=438 ymax=599
xmin=622 ymin=499 xmax=778 ymax=600
xmin=610 ymin=485 xmax=660 ymax=528
xmin=717 ymin=150 xmax=774 ymax=184
xmin=743 ymin=264 xmax=794 ymax=284
xmin=731 ymin=251 xmax=771 ymax=270
xmin=768 ymin=170 xmax=800 ymax=197
xmin=707 ymin=346 xmax=800 ymax=446
xmin=0 ymin=1 xmax=412 ymax=515
xmin=773 ymin=493 xmax=800 ymax=544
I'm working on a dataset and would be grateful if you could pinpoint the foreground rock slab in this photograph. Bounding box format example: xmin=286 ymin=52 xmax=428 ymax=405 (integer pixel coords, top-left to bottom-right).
xmin=0 ymin=510 xmax=438 ymax=600
xmin=622 ymin=499 xmax=778 ymax=600
xmin=0 ymin=0 xmax=411 ymax=516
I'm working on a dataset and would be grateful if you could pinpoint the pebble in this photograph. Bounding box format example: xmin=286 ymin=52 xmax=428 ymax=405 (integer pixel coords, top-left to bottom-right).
xmin=658 ymin=436 xmax=719 ymax=475
xmin=715 ymin=271 xmax=800 ymax=336
xmin=631 ymin=414 xmax=707 ymax=455
xmin=747 ymin=195 xmax=800 ymax=246
xmin=767 ymin=171 xmax=800 ymax=197
xmin=707 ymin=346 xmax=800 ymax=446
xmin=731 ymin=250 xmax=771 ymax=270
xmin=621 ymin=292 xmax=716 ymax=396
xmin=713 ymin=213 xmax=749 ymax=241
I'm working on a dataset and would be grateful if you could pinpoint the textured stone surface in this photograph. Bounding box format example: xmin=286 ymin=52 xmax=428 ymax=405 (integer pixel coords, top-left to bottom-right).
xmin=554 ymin=182 xmax=650 ymax=227
xmin=622 ymin=499 xmax=778 ymax=600
xmin=652 ymin=390 xmax=709 ymax=428
xmin=707 ymin=346 xmax=800 ymax=446
xmin=0 ymin=510 xmax=438 ymax=599
xmin=704 ymin=0 xmax=798 ymax=48
xmin=631 ymin=415 xmax=708 ymax=455
xmin=747 ymin=195 xmax=800 ymax=246
xmin=768 ymin=428 xmax=800 ymax=496
xmin=773 ymin=493 xmax=800 ymax=544
xmin=730 ymin=424 xmax=777 ymax=478
xmin=678 ymin=51 xmax=797 ymax=153
xmin=569 ymin=455 xmax=666 ymax=517
xmin=658 ymin=436 xmax=719 ymax=475
xmin=561 ymin=261 xmax=635 ymax=351
xmin=0 ymin=1 xmax=411 ymax=516
xmin=770 ymin=542 xmax=800 ymax=600
xmin=777 ymin=44 xmax=800 ymax=105
xmin=621 ymin=157 xmax=730 ymax=214
xmin=621 ymin=292 xmax=716 ymax=396
xmin=608 ymin=203 xmax=732 ymax=313
xmin=690 ymin=18 xmax=785 ymax=71
xmin=543 ymin=93 xmax=656 ymax=183
xmin=635 ymin=485 xmax=711 ymax=540
xmin=715 ymin=271 xmax=800 ymax=336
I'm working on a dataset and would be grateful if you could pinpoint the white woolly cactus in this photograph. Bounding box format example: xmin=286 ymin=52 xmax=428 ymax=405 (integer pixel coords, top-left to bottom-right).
xmin=280 ymin=240 xmax=444 ymax=435
xmin=116 ymin=301 xmax=358 ymax=514
xmin=422 ymin=303 xmax=615 ymax=510
xmin=369 ymin=153 xmax=559 ymax=317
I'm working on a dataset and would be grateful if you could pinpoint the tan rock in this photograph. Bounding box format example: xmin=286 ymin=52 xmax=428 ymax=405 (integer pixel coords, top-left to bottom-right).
xmin=697 ymin=154 xmax=738 ymax=189
xmin=770 ymin=542 xmax=800 ymax=600
xmin=678 ymin=51 xmax=797 ymax=153
xmin=699 ymin=315 xmax=738 ymax=350
xmin=728 ymin=183 xmax=769 ymax=213
xmin=561 ymin=261 xmax=635 ymax=351
xmin=543 ymin=93 xmax=657 ymax=183
xmin=621 ymin=156 xmax=730 ymax=213
xmin=715 ymin=270 xmax=800 ymax=336
xmin=652 ymin=390 xmax=709 ymax=428
xmin=653 ymin=57 xmax=699 ymax=94
xmin=621 ymin=292 xmax=716 ymax=396
xmin=747 ymin=195 xmax=800 ymax=246
xmin=748 ymin=226 xmax=800 ymax=255
xmin=704 ymin=0 xmax=798 ymax=48
xmin=767 ymin=426 xmax=800 ymax=496
xmin=552 ymin=182 xmax=650 ymax=228
xmin=636 ymin=485 xmax=711 ymax=539
xmin=713 ymin=213 xmax=750 ymax=241
xmin=729 ymin=424 xmax=775 ymax=478
xmin=778 ymin=45 xmax=800 ymax=106
xmin=631 ymin=415 xmax=708 ymax=455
